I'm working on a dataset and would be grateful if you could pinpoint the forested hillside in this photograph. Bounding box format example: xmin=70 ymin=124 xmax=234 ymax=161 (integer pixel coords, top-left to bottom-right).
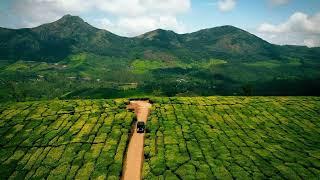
xmin=0 ymin=15 xmax=319 ymax=102
xmin=1 ymin=15 xmax=320 ymax=62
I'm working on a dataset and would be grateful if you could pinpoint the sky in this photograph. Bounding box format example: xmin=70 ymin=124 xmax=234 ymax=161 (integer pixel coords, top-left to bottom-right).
xmin=0 ymin=0 xmax=319 ymax=47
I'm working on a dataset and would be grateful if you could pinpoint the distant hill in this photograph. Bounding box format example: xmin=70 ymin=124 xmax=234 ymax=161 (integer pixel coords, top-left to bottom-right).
xmin=0 ymin=15 xmax=319 ymax=62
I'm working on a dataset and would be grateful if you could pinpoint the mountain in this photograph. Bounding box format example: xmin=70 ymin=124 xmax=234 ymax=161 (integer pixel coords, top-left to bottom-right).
xmin=0 ymin=15 xmax=133 ymax=61
xmin=0 ymin=15 xmax=319 ymax=62
xmin=135 ymin=26 xmax=281 ymax=61
xmin=0 ymin=15 xmax=319 ymax=101
xmin=181 ymin=26 xmax=280 ymax=60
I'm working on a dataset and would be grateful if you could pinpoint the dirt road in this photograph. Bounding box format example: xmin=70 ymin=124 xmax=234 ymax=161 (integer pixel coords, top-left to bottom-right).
xmin=122 ymin=101 xmax=152 ymax=180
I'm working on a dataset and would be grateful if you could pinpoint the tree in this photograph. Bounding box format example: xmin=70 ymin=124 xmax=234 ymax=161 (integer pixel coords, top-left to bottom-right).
xmin=242 ymin=83 xmax=253 ymax=96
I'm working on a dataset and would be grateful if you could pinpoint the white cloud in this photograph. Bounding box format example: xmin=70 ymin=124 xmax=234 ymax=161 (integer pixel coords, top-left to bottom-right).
xmin=304 ymin=39 xmax=320 ymax=48
xmin=114 ymin=15 xmax=186 ymax=36
xmin=96 ymin=0 xmax=190 ymax=17
xmin=93 ymin=18 xmax=115 ymax=30
xmin=258 ymin=12 xmax=320 ymax=34
xmin=117 ymin=17 xmax=160 ymax=36
xmin=8 ymin=0 xmax=191 ymax=36
xmin=257 ymin=12 xmax=320 ymax=47
xmin=269 ymin=0 xmax=290 ymax=6
xmin=92 ymin=15 xmax=186 ymax=37
xmin=10 ymin=0 xmax=92 ymax=27
xmin=213 ymin=0 xmax=289 ymax=12
xmin=217 ymin=0 xmax=236 ymax=12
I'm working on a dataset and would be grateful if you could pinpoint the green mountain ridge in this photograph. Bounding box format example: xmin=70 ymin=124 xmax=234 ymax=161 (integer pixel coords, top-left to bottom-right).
xmin=1 ymin=15 xmax=319 ymax=62
xmin=0 ymin=15 xmax=134 ymax=61
xmin=0 ymin=15 xmax=319 ymax=101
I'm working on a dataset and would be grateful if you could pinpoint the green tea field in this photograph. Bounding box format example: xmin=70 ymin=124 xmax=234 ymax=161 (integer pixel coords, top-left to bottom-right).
xmin=144 ymin=97 xmax=320 ymax=179
xmin=0 ymin=99 xmax=134 ymax=179
xmin=0 ymin=96 xmax=319 ymax=179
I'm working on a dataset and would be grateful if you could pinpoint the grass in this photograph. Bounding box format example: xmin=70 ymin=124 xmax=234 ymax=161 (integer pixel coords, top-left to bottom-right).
xmin=4 ymin=61 xmax=35 ymax=71
xmin=244 ymin=60 xmax=282 ymax=68
xmin=131 ymin=59 xmax=167 ymax=74
xmin=192 ymin=59 xmax=228 ymax=69
xmin=131 ymin=59 xmax=192 ymax=74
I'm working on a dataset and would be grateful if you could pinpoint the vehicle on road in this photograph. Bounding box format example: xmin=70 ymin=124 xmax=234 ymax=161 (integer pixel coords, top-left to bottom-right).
xmin=137 ymin=121 xmax=145 ymax=133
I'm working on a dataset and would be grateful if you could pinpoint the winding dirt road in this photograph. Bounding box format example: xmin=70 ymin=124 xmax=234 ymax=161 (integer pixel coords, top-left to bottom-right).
xmin=122 ymin=101 xmax=152 ymax=180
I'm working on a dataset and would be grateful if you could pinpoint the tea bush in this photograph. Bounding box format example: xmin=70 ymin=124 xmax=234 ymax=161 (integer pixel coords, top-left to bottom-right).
xmin=0 ymin=99 xmax=134 ymax=179
xmin=144 ymin=96 xmax=320 ymax=179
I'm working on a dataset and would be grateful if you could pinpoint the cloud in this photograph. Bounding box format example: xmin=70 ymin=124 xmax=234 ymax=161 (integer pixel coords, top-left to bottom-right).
xmin=269 ymin=0 xmax=290 ymax=6
xmin=96 ymin=0 xmax=190 ymax=17
xmin=116 ymin=16 xmax=186 ymax=36
xmin=7 ymin=0 xmax=191 ymax=36
xmin=9 ymin=0 xmax=92 ymax=27
xmin=92 ymin=15 xmax=186 ymax=37
xmin=217 ymin=0 xmax=236 ymax=12
xmin=93 ymin=18 xmax=115 ymax=30
xmin=257 ymin=12 xmax=320 ymax=47
xmin=304 ymin=39 xmax=320 ymax=48
xmin=258 ymin=12 xmax=320 ymax=34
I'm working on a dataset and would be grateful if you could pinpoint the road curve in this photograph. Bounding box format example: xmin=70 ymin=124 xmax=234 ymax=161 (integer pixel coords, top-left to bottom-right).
xmin=122 ymin=101 xmax=152 ymax=180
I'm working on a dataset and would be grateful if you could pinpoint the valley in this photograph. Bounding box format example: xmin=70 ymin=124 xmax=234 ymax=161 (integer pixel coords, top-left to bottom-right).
xmin=1 ymin=52 xmax=319 ymax=102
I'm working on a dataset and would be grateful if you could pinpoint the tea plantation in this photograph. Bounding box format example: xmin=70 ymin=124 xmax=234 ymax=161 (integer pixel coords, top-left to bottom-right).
xmin=144 ymin=97 xmax=320 ymax=179
xmin=0 ymin=99 xmax=134 ymax=179
xmin=1 ymin=97 xmax=320 ymax=179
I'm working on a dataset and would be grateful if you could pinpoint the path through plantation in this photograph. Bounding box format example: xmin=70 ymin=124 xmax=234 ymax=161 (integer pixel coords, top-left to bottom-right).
xmin=122 ymin=100 xmax=152 ymax=180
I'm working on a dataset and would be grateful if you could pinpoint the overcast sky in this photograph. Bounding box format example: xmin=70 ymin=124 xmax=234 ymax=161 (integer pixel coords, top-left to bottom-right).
xmin=0 ymin=0 xmax=319 ymax=47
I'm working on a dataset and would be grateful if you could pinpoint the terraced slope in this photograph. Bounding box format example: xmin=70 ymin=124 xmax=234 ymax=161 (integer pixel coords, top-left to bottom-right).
xmin=0 ymin=99 xmax=134 ymax=179
xmin=144 ymin=97 xmax=320 ymax=179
